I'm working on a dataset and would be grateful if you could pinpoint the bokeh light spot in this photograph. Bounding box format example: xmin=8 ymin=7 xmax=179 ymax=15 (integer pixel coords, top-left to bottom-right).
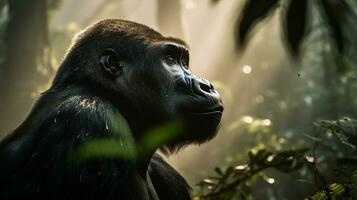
xmin=242 ymin=65 xmax=252 ymax=74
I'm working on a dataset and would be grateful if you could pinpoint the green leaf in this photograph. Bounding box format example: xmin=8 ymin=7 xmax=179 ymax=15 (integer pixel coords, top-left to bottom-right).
xmin=139 ymin=122 xmax=183 ymax=154
xmin=215 ymin=167 xmax=224 ymax=176
xmin=305 ymin=183 xmax=348 ymax=200
xmin=240 ymin=182 xmax=252 ymax=197
xmin=333 ymin=131 xmax=356 ymax=150
xmin=223 ymin=166 xmax=234 ymax=179
xmin=235 ymin=0 xmax=280 ymax=49
xmin=318 ymin=0 xmax=355 ymax=53
xmin=72 ymin=139 xmax=136 ymax=162
xmin=249 ymin=149 xmax=273 ymax=166
xmin=271 ymin=149 xmax=308 ymax=172
xmin=71 ymin=112 xmax=136 ymax=162
xmin=282 ymin=0 xmax=308 ymax=57
xmin=352 ymin=170 xmax=357 ymax=185
xmin=315 ymin=118 xmax=357 ymax=149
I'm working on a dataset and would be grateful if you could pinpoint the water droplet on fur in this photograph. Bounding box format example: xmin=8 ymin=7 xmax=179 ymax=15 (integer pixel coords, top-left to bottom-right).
xmin=105 ymin=122 xmax=109 ymax=131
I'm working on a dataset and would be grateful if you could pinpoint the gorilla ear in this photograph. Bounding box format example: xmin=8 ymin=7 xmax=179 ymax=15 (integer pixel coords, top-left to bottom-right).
xmin=100 ymin=48 xmax=122 ymax=77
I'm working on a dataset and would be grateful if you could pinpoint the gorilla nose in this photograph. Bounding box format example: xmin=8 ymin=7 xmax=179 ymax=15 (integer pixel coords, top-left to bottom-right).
xmin=198 ymin=78 xmax=214 ymax=93
xmin=194 ymin=77 xmax=222 ymax=103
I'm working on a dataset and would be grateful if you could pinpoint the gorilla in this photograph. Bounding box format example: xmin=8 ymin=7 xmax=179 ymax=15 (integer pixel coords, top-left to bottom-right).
xmin=0 ymin=19 xmax=223 ymax=200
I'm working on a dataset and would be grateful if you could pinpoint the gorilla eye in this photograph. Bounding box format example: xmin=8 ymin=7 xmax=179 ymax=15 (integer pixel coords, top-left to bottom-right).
xmin=181 ymin=59 xmax=189 ymax=69
xmin=164 ymin=54 xmax=177 ymax=65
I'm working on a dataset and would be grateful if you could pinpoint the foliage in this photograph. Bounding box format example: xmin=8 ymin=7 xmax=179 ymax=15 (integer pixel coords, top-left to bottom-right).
xmin=194 ymin=117 xmax=357 ymax=200
xmin=195 ymin=149 xmax=307 ymax=200
xmin=305 ymin=181 xmax=357 ymax=200
xmin=234 ymin=0 xmax=357 ymax=58
xmin=314 ymin=117 xmax=357 ymax=151
xmin=73 ymin=122 xmax=183 ymax=163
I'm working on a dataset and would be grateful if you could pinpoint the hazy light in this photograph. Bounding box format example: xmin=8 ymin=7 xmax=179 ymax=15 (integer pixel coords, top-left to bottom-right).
xmin=305 ymin=155 xmax=314 ymax=163
xmin=183 ymin=0 xmax=197 ymax=10
xmin=242 ymin=116 xmax=253 ymax=124
xmin=203 ymin=179 xmax=214 ymax=184
xmin=267 ymin=178 xmax=275 ymax=184
xmin=234 ymin=165 xmax=248 ymax=170
xmin=304 ymin=96 xmax=312 ymax=105
xmin=278 ymin=101 xmax=287 ymax=109
xmin=262 ymin=119 xmax=271 ymax=126
xmin=307 ymin=80 xmax=315 ymax=88
xmin=242 ymin=65 xmax=252 ymax=74
xmin=278 ymin=138 xmax=286 ymax=144
xmin=255 ymin=95 xmax=264 ymax=104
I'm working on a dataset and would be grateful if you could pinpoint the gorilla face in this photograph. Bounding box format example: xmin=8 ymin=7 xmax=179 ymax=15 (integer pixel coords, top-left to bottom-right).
xmin=65 ymin=20 xmax=223 ymax=150
xmin=157 ymin=43 xmax=223 ymax=145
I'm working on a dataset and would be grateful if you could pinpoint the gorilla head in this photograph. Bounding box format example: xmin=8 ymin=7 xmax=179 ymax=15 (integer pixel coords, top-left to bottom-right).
xmin=53 ymin=19 xmax=223 ymax=152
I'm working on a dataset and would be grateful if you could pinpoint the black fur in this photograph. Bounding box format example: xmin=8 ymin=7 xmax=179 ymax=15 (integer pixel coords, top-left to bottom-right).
xmin=149 ymin=154 xmax=191 ymax=200
xmin=0 ymin=19 xmax=223 ymax=200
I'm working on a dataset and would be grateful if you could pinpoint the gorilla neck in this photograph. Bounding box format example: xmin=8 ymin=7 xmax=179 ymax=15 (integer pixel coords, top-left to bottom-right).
xmin=50 ymin=83 xmax=169 ymax=177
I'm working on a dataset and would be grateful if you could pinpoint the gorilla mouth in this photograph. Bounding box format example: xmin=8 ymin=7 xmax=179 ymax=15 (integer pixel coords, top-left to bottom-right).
xmin=189 ymin=105 xmax=224 ymax=115
xmin=180 ymin=104 xmax=223 ymax=144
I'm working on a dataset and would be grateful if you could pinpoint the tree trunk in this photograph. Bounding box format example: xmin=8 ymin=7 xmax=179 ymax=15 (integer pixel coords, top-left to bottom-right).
xmin=0 ymin=0 xmax=49 ymax=135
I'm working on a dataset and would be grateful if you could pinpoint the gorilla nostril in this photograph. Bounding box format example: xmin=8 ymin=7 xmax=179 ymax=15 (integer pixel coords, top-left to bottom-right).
xmin=199 ymin=82 xmax=212 ymax=93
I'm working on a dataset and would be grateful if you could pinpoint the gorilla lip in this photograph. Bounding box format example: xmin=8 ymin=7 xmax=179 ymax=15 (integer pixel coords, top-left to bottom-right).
xmin=189 ymin=105 xmax=224 ymax=115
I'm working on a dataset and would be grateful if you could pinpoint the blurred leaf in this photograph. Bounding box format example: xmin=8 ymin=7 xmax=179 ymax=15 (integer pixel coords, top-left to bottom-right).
xmin=140 ymin=122 xmax=183 ymax=153
xmin=318 ymin=0 xmax=352 ymax=53
xmin=210 ymin=0 xmax=220 ymax=5
xmin=303 ymin=133 xmax=323 ymax=142
xmin=215 ymin=167 xmax=224 ymax=176
xmin=271 ymin=149 xmax=308 ymax=172
xmin=222 ymin=166 xmax=234 ymax=180
xmin=72 ymin=112 xmax=135 ymax=163
xmin=315 ymin=118 xmax=357 ymax=150
xmin=72 ymin=122 xmax=182 ymax=162
xmin=72 ymin=139 xmax=136 ymax=162
xmin=249 ymin=149 xmax=273 ymax=165
xmin=305 ymin=183 xmax=348 ymax=200
xmin=336 ymin=157 xmax=357 ymax=165
xmin=333 ymin=131 xmax=356 ymax=150
xmin=240 ymin=183 xmax=252 ymax=197
xmin=271 ymin=149 xmax=306 ymax=165
xmin=202 ymin=179 xmax=216 ymax=186
xmin=235 ymin=0 xmax=280 ymax=49
xmin=282 ymin=0 xmax=308 ymax=57
xmin=197 ymin=149 xmax=306 ymax=199
xmin=352 ymin=170 xmax=357 ymax=185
